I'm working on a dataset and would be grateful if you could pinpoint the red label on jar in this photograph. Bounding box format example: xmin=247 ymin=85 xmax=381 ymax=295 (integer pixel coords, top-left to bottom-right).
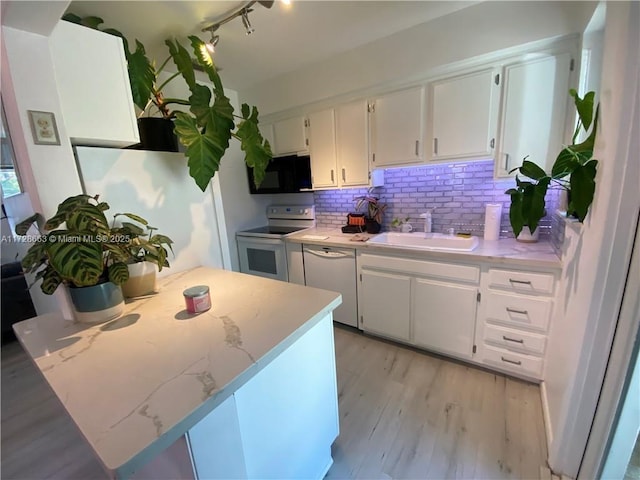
xmin=184 ymin=292 xmax=211 ymax=313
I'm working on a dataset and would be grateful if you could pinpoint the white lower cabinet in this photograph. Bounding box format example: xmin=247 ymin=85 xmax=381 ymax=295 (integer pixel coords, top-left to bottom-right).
xmin=476 ymin=267 xmax=557 ymax=380
xmin=413 ymin=278 xmax=478 ymax=359
xmin=357 ymin=253 xmax=479 ymax=361
xmin=360 ymin=269 xmax=411 ymax=341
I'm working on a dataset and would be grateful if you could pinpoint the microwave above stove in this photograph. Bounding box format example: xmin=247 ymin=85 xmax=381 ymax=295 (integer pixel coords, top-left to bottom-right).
xmin=247 ymin=154 xmax=313 ymax=194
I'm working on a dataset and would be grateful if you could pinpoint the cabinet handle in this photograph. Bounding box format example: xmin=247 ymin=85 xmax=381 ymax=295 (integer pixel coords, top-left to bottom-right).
xmin=433 ymin=138 xmax=438 ymax=155
xmin=502 ymin=335 xmax=524 ymax=344
xmin=331 ymin=170 xmax=334 ymax=182
xmin=490 ymin=138 xmax=495 ymax=149
xmin=504 ymin=153 xmax=510 ymax=171
xmin=501 ymin=356 xmax=522 ymax=366
xmin=415 ymin=140 xmax=419 ymax=156
xmin=342 ymin=168 xmax=346 ymax=182
xmin=506 ymin=307 xmax=528 ymax=315
xmin=509 ymin=279 xmax=532 ymax=285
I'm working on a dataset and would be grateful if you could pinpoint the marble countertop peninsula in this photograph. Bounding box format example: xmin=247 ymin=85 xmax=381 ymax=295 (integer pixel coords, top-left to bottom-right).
xmin=288 ymin=228 xmax=561 ymax=269
xmin=12 ymin=267 xmax=341 ymax=478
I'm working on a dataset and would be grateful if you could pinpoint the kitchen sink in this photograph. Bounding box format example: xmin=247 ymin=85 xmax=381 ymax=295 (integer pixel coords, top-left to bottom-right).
xmin=368 ymin=232 xmax=479 ymax=251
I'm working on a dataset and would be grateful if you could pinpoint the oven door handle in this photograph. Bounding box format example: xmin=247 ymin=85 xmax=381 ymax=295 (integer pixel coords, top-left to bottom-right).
xmin=237 ymin=236 xmax=284 ymax=246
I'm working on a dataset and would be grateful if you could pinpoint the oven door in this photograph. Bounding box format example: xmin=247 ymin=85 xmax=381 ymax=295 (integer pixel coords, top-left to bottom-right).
xmin=237 ymin=236 xmax=288 ymax=282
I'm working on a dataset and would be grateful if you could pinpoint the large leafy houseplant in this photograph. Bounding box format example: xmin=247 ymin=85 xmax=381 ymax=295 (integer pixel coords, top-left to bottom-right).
xmin=14 ymin=194 xmax=171 ymax=295
xmin=62 ymin=15 xmax=272 ymax=192
xmin=506 ymin=89 xmax=599 ymax=237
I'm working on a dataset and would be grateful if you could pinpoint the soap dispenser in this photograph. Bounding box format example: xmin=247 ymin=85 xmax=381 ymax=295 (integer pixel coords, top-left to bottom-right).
xmin=420 ymin=210 xmax=433 ymax=234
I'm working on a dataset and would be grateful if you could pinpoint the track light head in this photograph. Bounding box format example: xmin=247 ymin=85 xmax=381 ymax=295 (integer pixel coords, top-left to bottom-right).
xmin=241 ymin=9 xmax=254 ymax=35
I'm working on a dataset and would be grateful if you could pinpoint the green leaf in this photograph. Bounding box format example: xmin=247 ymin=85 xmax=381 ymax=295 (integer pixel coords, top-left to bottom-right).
xmin=62 ymin=13 xmax=83 ymax=24
xmin=188 ymin=84 xmax=214 ymax=127
xmin=166 ymin=38 xmax=196 ymax=91
xmin=46 ymin=233 xmax=104 ymax=287
xmin=569 ymin=160 xmax=598 ymax=221
xmin=570 ymin=89 xmax=596 ymax=133
xmin=96 ymin=202 xmax=110 ymax=212
xmin=527 ymin=178 xmax=550 ymax=233
xmin=79 ymin=16 xmax=104 ymax=30
xmin=508 ymin=189 xmax=524 ymax=238
xmin=551 ymin=147 xmax=580 ymax=179
xmin=236 ymin=104 xmax=272 ymax=188
xmin=121 ymin=222 xmax=145 ymax=236
xmin=21 ymin=242 xmax=48 ymax=272
xmin=149 ymin=234 xmax=174 ymax=249
xmin=108 ymin=262 xmax=129 ymax=285
xmin=188 ymin=35 xmax=224 ymax=92
xmin=40 ymin=267 xmax=63 ymax=295
xmin=127 ymin=40 xmax=156 ymax=111
xmin=15 ymin=213 xmax=43 ymax=235
xmin=45 ymin=195 xmax=94 ymax=230
xmin=519 ymin=160 xmax=548 ymax=181
xmin=119 ymin=212 xmax=149 ymax=225
xmin=66 ymin=204 xmax=110 ymax=236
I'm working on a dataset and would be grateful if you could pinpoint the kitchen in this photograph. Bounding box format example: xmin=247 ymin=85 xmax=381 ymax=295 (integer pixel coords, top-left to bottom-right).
xmin=1 ymin=1 xmax=638 ymax=479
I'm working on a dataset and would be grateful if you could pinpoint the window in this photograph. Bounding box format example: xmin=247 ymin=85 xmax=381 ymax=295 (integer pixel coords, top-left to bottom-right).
xmin=1 ymin=98 xmax=23 ymax=198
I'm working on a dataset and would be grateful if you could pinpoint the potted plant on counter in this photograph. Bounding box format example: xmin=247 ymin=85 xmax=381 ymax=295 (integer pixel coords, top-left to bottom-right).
xmin=114 ymin=214 xmax=174 ymax=298
xmin=14 ymin=194 xmax=172 ymax=323
xmin=355 ymin=190 xmax=387 ymax=234
xmin=506 ymin=89 xmax=599 ymax=241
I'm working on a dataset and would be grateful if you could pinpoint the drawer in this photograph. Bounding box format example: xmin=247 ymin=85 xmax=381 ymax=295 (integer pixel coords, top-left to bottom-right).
xmin=483 ymin=324 xmax=547 ymax=356
xmin=485 ymin=291 xmax=552 ymax=333
xmin=488 ymin=269 xmax=555 ymax=295
xmin=482 ymin=345 xmax=543 ymax=379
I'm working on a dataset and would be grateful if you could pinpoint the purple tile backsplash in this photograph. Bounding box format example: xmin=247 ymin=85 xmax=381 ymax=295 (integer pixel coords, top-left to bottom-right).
xmin=313 ymin=160 xmax=560 ymax=239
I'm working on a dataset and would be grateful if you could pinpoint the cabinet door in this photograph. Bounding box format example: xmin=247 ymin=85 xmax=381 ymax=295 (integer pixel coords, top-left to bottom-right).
xmin=360 ymin=269 xmax=411 ymax=341
xmin=370 ymin=86 xmax=424 ymax=167
xmin=495 ymin=53 xmax=572 ymax=177
xmin=273 ymin=116 xmax=308 ymax=156
xmin=307 ymin=109 xmax=338 ymax=188
xmin=413 ymin=278 xmax=477 ymax=359
xmin=50 ymin=21 xmax=139 ymax=147
xmin=429 ymin=68 xmax=499 ymax=161
xmin=336 ymin=100 xmax=369 ymax=187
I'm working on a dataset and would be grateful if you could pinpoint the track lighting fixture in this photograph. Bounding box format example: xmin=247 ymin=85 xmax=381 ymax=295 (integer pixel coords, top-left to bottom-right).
xmin=201 ymin=0 xmax=277 ymax=49
xmin=241 ymin=9 xmax=254 ymax=35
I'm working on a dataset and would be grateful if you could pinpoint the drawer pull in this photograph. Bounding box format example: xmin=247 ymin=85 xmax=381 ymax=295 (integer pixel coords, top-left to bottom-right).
xmin=506 ymin=307 xmax=528 ymax=315
xmin=502 ymin=335 xmax=524 ymax=344
xmin=501 ymin=356 xmax=522 ymax=366
xmin=509 ymin=279 xmax=532 ymax=285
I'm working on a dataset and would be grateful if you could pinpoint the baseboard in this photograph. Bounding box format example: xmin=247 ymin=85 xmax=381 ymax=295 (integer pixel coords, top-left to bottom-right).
xmin=540 ymin=380 xmax=553 ymax=452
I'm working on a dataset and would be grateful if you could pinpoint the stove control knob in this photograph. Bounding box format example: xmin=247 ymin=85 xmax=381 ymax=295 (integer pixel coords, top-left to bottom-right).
xmin=298 ymin=209 xmax=304 ymax=214
xmin=270 ymin=208 xmax=277 ymax=214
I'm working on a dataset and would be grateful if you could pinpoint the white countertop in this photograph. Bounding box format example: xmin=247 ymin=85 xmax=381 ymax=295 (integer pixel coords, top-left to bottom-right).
xmin=288 ymin=228 xmax=561 ymax=269
xmin=12 ymin=267 xmax=341 ymax=478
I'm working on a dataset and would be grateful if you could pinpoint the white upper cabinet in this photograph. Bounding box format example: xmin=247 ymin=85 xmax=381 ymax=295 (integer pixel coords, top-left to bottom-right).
xmin=495 ymin=53 xmax=573 ymax=177
xmin=335 ymin=100 xmax=370 ymax=187
xmin=272 ymin=116 xmax=309 ymax=156
xmin=427 ymin=67 xmax=500 ymax=162
xmin=260 ymin=122 xmax=275 ymax=156
xmin=307 ymin=109 xmax=337 ymax=188
xmin=370 ymin=86 xmax=424 ymax=167
xmin=50 ymin=21 xmax=139 ymax=148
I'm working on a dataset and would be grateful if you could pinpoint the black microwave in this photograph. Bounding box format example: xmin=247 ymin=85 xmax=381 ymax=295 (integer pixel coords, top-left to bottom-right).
xmin=247 ymin=154 xmax=313 ymax=194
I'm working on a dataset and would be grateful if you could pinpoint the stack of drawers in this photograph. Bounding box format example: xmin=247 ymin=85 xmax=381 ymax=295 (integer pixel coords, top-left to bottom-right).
xmin=477 ymin=268 xmax=556 ymax=380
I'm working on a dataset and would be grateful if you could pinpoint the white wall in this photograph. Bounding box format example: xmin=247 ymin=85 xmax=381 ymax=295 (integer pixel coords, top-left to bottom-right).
xmin=544 ymin=2 xmax=640 ymax=476
xmin=240 ymin=1 xmax=596 ymax=115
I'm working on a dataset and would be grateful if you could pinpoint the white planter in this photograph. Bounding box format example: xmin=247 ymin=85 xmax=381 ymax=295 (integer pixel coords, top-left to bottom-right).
xmin=517 ymin=226 xmax=540 ymax=243
xmin=122 ymin=261 xmax=158 ymax=298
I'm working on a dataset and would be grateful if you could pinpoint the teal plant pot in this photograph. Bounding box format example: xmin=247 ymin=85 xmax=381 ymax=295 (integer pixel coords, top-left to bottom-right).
xmin=68 ymin=281 xmax=124 ymax=324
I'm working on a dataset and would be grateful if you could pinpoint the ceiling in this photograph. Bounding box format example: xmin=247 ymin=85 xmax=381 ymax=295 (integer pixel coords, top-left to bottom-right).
xmin=65 ymin=1 xmax=477 ymax=92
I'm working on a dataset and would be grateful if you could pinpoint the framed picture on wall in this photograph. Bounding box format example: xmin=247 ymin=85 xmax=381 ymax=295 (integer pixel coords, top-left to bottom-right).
xmin=27 ymin=110 xmax=60 ymax=145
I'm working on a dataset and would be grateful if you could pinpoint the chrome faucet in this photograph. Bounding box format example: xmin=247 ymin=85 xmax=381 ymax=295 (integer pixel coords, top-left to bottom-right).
xmin=419 ymin=209 xmax=433 ymax=234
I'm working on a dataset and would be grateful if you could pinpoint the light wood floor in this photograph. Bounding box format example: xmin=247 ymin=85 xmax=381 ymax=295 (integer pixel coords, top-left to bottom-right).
xmin=1 ymin=326 xmax=548 ymax=479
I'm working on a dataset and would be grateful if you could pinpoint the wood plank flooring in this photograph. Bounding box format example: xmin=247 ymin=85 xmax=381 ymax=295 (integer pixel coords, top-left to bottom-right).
xmin=1 ymin=325 xmax=548 ymax=479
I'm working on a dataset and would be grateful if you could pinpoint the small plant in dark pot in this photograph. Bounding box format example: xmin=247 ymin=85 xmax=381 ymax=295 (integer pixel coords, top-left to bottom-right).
xmin=14 ymin=194 xmax=168 ymax=323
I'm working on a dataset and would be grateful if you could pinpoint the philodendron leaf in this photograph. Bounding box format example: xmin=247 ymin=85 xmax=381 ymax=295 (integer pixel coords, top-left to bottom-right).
xmin=551 ymin=147 xmax=581 ymax=179
xmin=519 ymin=160 xmax=548 ymax=181
xmin=188 ymin=35 xmax=224 ymax=92
xmin=15 ymin=213 xmax=43 ymax=236
xmin=78 ymin=16 xmax=105 ymax=30
xmin=108 ymin=262 xmax=129 ymax=285
xmin=507 ymin=188 xmax=524 ymax=238
xmin=570 ymin=89 xmax=596 ymax=133
xmin=46 ymin=233 xmax=104 ymax=287
xmin=569 ymin=160 xmax=598 ymax=221
xmin=127 ymin=40 xmax=156 ymax=112
xmin=236 ymin=104 xmax=272 ymax=188
xmin=166 ymin=38 xmax=196 ymax=91
xmin=189 ymin=84 xmax=213 ymax=127
xmin=527 ymin=178 xmax=551 ymax=233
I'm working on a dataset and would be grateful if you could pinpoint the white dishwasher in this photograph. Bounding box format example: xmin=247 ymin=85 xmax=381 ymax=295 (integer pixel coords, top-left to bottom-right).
xmin=302 ymin=245 xmax=358 ymax=328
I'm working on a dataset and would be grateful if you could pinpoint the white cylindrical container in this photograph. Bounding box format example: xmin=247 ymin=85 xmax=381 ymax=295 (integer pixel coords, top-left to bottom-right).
xmin=484 ymin=203 xmax=503 ymax=241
